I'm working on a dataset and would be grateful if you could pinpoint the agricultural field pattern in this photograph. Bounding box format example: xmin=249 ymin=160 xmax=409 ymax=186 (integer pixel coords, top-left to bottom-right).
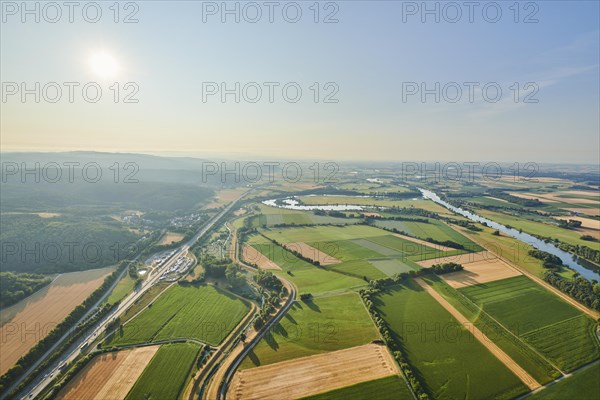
xmin=2 ymin=2 xmax=599 ymax=398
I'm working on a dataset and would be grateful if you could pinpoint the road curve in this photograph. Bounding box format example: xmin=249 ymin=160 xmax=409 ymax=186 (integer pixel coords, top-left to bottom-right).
xmin=217 ymin=277 xmax=297 ymax=400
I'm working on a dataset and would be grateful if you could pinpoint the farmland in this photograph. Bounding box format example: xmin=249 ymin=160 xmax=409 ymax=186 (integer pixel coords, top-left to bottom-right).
xmin=422 ymin=275 xmax=560 ymax=384
xmin=452 ymin=225 xmax=577 ymax=279
xmin=440 ymin=257 xmax=522 ymax=288
xmin=251 ymin=204 xmax=361 ymax=227
xmin=477 ymin=209 xmax=597 ymax=248
xmin=373 ymin=217 xmax=476 ymax=246
xmin=244 ymin=235 xmax=366 ymax=294
xmin=124 ymin=342 xmax=201 ymax=400
xmin=529 ymin=362 xmax=600 ymax=400
xmin=105 ymin=274 xmax=136 ymax=305
xmin=230 ymin=344 xmax=399 ymax=400
xmin=241 ymin=293 xmax=379 ymax=368
xmin=302 ymin=375 xmax=414 ymax=400
xmin=158 ymin=231 xmax=185 ymax=245
xmin=57 ymin=346 xmax=159 ymax=400
xmin=104 ymin=284 xmax=250 ymax=347
xmin=375 ymin=279 xmax=529 ymax=399
xmin=0 ymin=267 xmax=113 ymax=375
xmin=254 ymin=224 xmax=473 ymax=281
xmin=294 ymin=196 xmax=457 ymax=218
xmin=459 ymin=276 xmax=600 ymax=371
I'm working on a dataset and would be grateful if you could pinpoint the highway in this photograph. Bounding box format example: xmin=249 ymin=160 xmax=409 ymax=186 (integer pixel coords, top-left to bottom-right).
xmin=18 ymin=191 xmax=250 ymax=400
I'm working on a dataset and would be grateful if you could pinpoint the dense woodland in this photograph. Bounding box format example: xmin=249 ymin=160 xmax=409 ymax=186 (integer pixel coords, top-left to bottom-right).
xmin=543 ymin=271 xmax=600 ymax=310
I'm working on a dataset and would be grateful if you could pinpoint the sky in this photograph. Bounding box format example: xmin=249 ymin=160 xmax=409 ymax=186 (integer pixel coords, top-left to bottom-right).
xmin=1 ymin=0 xmax=599 ymax=163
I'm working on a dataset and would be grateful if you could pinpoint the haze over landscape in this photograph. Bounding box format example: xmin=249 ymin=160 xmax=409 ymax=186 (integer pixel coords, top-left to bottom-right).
xmin=1 ymin=2 xmax=599 ymax=400
xmin=1 ymin=1 xmax=599 ymax=162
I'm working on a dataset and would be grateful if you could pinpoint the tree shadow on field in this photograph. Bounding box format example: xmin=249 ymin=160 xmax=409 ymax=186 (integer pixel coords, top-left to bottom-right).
xmin=303 ymin=299 xmax=321 ymax=313
xmin=246 ymin=349 xmax=261 ymax=367
xmin=283 ymin=312 xmax=298 ymax=325
xmin=271 ymin=322 xmax=289 ymax=339
xmin=264 ymin=330 xmax=280 ymax=351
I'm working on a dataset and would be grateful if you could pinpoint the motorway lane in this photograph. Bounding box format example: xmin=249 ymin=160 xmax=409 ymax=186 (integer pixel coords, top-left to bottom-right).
xmin=19 ymin=192 xmax=250 ymax=400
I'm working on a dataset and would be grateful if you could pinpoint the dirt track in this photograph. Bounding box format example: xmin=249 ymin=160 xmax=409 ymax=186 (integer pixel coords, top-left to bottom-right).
xmin=227 ymin=343 xmax=399 ymax=399
xmin=58 ymin=345 xmax=158 ymax=400
xmin=415 ymin=278 xmax=541 ymax=391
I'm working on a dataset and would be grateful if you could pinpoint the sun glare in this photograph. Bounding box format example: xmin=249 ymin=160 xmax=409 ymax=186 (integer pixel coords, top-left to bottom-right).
xmin=89 ymin=52 xmax=119 ymax=79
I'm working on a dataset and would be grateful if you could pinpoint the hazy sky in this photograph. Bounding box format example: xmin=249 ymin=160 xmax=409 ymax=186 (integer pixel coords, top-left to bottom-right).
xmin=1 ymin=1 xmax=599 ymax=163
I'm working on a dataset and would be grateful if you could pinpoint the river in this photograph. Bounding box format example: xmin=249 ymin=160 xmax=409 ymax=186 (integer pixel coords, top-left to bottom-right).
xmin=419 ymin=188 xmax=600 ymax=282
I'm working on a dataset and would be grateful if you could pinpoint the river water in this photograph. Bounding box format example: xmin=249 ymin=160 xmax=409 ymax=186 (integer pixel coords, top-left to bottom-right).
xmin=262 ymin=198 xmax=365 ymax=211
xmin=419 ymin=189 xmax=600 ymax=282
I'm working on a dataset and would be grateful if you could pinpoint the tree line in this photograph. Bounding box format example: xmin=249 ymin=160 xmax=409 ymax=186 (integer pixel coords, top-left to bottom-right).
xmin=543 ymin=271 xmax=600 ymax=311
xmin=0 ymin=272 xmax=52 ymax=309
xmin=359 ymin=273 xmax=430 ymax=399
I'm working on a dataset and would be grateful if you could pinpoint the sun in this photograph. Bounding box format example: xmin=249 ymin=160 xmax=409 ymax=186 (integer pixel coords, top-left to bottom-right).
xmin=89 ymin=52 xmax=119 ymax=79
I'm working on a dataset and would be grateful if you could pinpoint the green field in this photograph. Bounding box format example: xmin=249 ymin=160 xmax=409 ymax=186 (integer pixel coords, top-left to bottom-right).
xmin=376 ymin=280 xmax=528 ymax=399
xmin=368 ymin=258 xmax=420 ymax=276
xmin=529 ymin=362 xmax=600 ymax=400
xmin=124 ymin=342 xmax=200 ymax=400
xmin=373 ymin=218 xmax=478 ymax=247
xmin=295 ymin=196 xmax=458 ymax=217
xmin=105 ymin=274 xmax=136 ymax=305
xmin=454 ymin=225 xmax=576 ymax=279
xmin=422 ymin=275 xmax=560 ymax=384
xmin=240 ymin=293 xmax=379 ymax=368
xmin=247 ymin=235 xmax=366 ymax=294
xmin=261 ymin=224 xmax=466 ymax=262
xmin=301 ymin=376 xmax=413 ymax=400
xmin=261 ymin=224 xmax=387 ymax=243
xmin=249 ymin=225 xmax=479 ymax=282
xmin=105 ymin=284 xmax=250 ymax=347
xmin=254 ymin=204 xmax=362 ymax=227
xmin=478 ymin=209 xmax=595 ymax=248
xmin=460 ymin=276 xmax=599 ymax=371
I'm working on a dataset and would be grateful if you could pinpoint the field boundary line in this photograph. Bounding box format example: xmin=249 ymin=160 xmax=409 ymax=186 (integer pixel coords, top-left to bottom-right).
xmin=520 ymin=314 xmax=587 ymax=338
xmin=454 ymin=226 xmax=600 ymax=319
xmin=432 ymin=276 xmax=565 ymax=375
xmin=415 ymin=278 xmax=542 ymax=390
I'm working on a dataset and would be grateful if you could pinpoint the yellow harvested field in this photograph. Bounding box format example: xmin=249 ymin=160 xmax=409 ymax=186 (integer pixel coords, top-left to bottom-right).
xmin=485 ymin=196 xmax=510 ymax=203
xmin=58 ymin=346 xmax=159 ymax=400
xmin=361 ymin=212 xmax=382 ymax=217
xmin=243 ymin=245 xmax=280 ymax=270
xmin=158 ymin=231 xmax=185 ymax=245
xmin=510 ymin=191 xmax=599 ymax=205
xmin=284 ymin=242 xmax=340 ymax=265
xmin=37 ymin=212 xmax=61 ymax=218
xmin=554 ymin=216 xmax=600 ymax=240
xmin=508 ymin=193 xmax=557 ymax=203
xmin=228 ymin=344 xmax=399 ymax=400
xmin=392 ymin=233 xmax=454 ymax=252
xmin=441 ymin=259 xmax=522 ymax=288
xmin=0 ymin=268 xmax=113 ymax=375
xmin=417 ymin=251 xmax=496 ymax=268
xmin=564 ymin=208 xmax=600 ymax=217
xmin=205 ymin=188 xmax=247 ymax=209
